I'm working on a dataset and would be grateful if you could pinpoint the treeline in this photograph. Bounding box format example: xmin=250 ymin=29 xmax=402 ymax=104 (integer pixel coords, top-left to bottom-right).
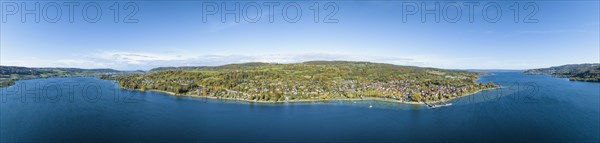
xmin=0 ymin=66 xmax=136 ymax=87
xmin=0 ymin=79 xmax=15 ymax=87
xmin=524 ymin=63 xmax=600 ymax=82
xmin=109 ymin=61 xmax=497 ymax=102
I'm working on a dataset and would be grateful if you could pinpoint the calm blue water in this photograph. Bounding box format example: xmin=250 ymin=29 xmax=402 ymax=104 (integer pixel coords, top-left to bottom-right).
xmin=1 ymin=72 xmax=599 ymax=142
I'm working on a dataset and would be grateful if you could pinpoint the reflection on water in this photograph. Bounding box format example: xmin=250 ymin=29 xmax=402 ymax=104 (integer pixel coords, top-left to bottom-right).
xmin=1 ymin=72 xmax=599 ymax=142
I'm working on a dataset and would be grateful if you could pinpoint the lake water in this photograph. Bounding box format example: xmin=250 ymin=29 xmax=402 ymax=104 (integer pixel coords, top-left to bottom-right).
xmin=1 ymin=72 xmax=599 ymax=142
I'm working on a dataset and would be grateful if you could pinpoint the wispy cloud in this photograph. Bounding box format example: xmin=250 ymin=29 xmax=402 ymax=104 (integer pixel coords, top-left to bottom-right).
xmin=517 ymin=29 xmax=596 ymax=34
xmin=2 ymin=51 xmax=423 ymax=70
xmin=1 ymin=50 xmax=569 ymax=70
xmin=208 ymin=22 xmax=242 ymax=33
xmin=95 ymin=52 xmax=422 ymax=70
xmin=4 ymin=50 xmax=548 ymax=70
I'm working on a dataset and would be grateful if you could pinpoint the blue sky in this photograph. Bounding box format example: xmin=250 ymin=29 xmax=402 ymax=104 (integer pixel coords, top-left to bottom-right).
xmin=1 ymin=1 xmax=598 ymax=70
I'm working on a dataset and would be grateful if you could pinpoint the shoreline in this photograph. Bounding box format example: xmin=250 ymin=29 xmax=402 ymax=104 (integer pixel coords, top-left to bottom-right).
xmin=128 ymin=87 xmax=501 ymax=105
xmin=3 ymin=77 xmax=501 ymax=106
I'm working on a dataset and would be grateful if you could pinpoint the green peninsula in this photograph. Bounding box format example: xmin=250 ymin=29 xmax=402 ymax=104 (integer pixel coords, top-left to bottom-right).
xmin=109 ymin=61 xmax=497 ymax=103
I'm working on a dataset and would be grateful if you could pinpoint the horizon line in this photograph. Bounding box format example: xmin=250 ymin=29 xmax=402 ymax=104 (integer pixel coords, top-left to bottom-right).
xmin=1 ymin=60 xmax=575 ymax=71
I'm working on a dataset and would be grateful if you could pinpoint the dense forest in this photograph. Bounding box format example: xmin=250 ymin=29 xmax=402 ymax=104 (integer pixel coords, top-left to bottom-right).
xmin=0 ymin=66 xmax=136 ymax=87
xmin=524 ymin=63 xmax=600 ymax=82
xmin=108 ymin=61 xmax=497 ymax=103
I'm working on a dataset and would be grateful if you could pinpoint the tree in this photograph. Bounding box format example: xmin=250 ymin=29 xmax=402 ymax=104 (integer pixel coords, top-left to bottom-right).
xmin=412 ymin=92 xmax=422 ymax=102
xmin=487 ymin=81 xmax=495 ymax=88
xmin=272 ymin=91 xmax=282 ymax=102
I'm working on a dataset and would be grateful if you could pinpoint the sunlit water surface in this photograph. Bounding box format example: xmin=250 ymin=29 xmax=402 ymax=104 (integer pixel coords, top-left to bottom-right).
xmin=1 ymin=72 xmax=598 ymax=142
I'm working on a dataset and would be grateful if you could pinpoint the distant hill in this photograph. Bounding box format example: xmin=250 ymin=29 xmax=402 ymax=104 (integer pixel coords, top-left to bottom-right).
xmin=149 ymin=66 xmax=208 ymax=72
xmin=149 ymin=62 xmax=274 ymax=72
xmin=524 ymin=63 xmax=600 ymax=82
xmin=0 ymin=66 xmax=121 ymax=75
